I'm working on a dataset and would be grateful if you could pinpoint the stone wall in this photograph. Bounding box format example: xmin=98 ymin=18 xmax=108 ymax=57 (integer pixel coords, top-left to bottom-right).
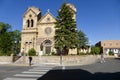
xmin=1 ymin=55 xmax=117 ymax=65
xmin=0 ymin=56 xmax=11 ymax=64
xmin=27 ymin=55 xmax=100 ymax=66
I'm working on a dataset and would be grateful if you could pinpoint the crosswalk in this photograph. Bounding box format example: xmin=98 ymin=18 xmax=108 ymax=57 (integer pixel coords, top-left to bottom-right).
xmin=3 ymin=65 xmax=55 ymax=80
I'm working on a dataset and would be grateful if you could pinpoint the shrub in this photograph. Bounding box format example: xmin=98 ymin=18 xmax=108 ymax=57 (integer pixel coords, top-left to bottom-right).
xmin=28 ymin=48 xmax=36 ymax=56
xmin=109 ymin=50 xmax=114 ymax=55
xmin=51 ymin=52 xmax=56 ymax=55
xmin=91 ymin=46 xmax=101 ymax=55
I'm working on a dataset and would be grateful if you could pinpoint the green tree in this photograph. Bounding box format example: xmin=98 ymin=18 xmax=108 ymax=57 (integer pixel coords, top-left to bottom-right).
xmin=91 ymin=46 xmax=101 ymax=55
xmin=28 ymin=48 xmax=36 ymax=56
xmin=108 ymin=50 xmax=114 ymax=55
xmin=12 ymin=30 xmax=21 ymax=54
xmin=0 ymin=22 xmax=12 ymax=55
xmin=77 ymin=30 xmax=88 ymax=54
xmin=54 ymin=3 xmax=78 ymax=55
xmin=0 ymin=22 xmax=11 ymax=34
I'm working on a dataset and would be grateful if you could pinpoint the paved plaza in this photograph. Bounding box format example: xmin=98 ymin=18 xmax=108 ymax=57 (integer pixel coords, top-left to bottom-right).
xmin=0 ymin=58 xmax=120 ymax=80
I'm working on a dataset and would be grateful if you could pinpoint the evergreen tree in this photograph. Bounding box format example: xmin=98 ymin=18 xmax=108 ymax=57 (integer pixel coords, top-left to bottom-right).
xmin=54 ymin=3 xmax=78 ymax=55
xmin=0 ymin=22 xmax=21 ymax=55
xmin=77 ymin=30 xmax=88 ymax=49
xmin=0 ymin=22 xmax=13 ymax=55
xmin=77 ymin=30 xmax=88 ymax=54
xmin=12 ymin=30 xmax=21 ymax=54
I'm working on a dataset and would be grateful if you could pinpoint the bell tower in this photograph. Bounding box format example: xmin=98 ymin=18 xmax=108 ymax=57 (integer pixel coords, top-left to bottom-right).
xmin=66 ymin=3 xmax=77 ymax=20
xmin=23 ymin=7 xmax=41 ymax=29
xmin=21 ymin=6 xmax=41 ymax=54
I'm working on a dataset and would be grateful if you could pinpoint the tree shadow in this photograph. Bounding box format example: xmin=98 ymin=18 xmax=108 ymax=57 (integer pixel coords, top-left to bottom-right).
xmin=115 ymin=58 xmax=120 ymax=60
xmin=94 ymin=72 xmax=120 ymax=80
xmin=37 ymin=69 xmax=120 ymax=80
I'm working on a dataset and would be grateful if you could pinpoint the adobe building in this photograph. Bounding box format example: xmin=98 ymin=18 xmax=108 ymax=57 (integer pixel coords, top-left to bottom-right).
xmin=96 ymin=40 xmax=120 ymax=55
xmin=21 ymin=3 xmax=77 ymax=55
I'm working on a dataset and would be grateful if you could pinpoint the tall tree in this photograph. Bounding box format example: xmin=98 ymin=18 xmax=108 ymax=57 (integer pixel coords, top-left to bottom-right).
xmin=0 ymin=22 xmax=12 ymax=55
xmin=0 ymin=22 xmax=11 ymax=34
xmin=54 ymin=3 xmax=78 ymax=55
xmin=77 ymin=30 xmax=88 ymax=53
xmin=12 ymin=30 xmax=21 ymax=54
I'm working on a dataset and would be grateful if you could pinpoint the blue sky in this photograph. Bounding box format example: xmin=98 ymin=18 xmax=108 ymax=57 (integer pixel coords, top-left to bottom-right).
xmin=0 ymin=0 xmax=120 ymax=45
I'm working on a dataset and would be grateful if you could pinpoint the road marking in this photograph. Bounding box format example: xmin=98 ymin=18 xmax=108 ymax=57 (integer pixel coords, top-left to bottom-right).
xmin=3 ymin=77 xmax=37 ymax=80
xmin=28 ymin=69 xmax=49 ymax=72
xmin=14 ymin=74 xmax=42 ymax=77
xmin=32 ymin=67 xmax=52 ymax=70
xmin=22 ymin=71 xmax=46 ymax=74
xmin=3 ymin=65 xmax=55 ymax=80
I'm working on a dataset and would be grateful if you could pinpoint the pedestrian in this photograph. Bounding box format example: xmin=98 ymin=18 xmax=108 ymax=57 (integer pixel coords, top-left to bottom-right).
xmin=29 ymin=56 xmax=32 ymax=66
xmin=100 ymin=53 xmax=105 ymax=63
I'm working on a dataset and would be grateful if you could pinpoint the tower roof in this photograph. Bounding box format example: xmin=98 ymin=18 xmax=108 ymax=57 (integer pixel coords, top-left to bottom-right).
xmin=23 ymin=6 xmax=41 ymax=17
xmin=66 ymin=3 xmax=76 ymax=12
xmin=27 ymin=6 xmax=41 ymax=15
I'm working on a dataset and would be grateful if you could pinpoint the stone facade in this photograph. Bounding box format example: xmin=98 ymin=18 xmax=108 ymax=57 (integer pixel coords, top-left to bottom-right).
xmin=96 ymin=40 xmax=120 ymax=54
xmin=21 ymin=4 xmax=77 ymax=55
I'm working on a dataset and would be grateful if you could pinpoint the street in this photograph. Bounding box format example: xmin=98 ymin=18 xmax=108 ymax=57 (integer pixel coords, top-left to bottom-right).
xmin=38 ymin=58 xmax=120 ymax=80
xmin=0 ymin=58 xmax=120 ymax=80
xmin=0 ymin=65 xmax=32 ymax=80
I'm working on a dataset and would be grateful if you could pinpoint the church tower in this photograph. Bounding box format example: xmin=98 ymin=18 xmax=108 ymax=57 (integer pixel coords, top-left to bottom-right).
xmin=21 ymin=7 xmax=41 ymax=54
xmin=66 ymin=3 xmax=77 ymax=20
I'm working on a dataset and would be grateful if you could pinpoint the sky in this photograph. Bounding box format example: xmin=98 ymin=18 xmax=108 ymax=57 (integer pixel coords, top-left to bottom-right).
xmin=0 ymin=0 xmax=120 ymax=45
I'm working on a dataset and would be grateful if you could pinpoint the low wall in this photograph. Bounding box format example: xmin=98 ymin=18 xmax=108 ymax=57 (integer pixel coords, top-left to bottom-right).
xmin=0 ymin=56 xmax=11 ymax=64
xmin=1 ymin=55 xmax=117 ymax=65
xmin=29 ymin=55 xmax=100 ymax=66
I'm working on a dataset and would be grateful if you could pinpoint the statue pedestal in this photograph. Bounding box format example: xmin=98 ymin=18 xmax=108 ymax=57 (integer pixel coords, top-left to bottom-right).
xmin=39 ymin=51 xmax=43 ymax=56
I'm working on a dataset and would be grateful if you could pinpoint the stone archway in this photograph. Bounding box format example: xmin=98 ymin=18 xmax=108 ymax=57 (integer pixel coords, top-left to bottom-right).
xmin=44 ymin=40 xmax=52 ymax=54
xmin=40 ymin=40 xmax=52 ymax=54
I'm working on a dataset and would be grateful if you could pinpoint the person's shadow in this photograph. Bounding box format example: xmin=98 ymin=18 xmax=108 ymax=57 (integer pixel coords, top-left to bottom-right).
xmin=37 ymin=68 xmax=120 ymax=80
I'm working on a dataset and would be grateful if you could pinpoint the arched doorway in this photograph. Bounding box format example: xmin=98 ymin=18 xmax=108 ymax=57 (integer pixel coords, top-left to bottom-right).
xmin=40 ymin=40 xmax=52 ymax=54
xmin=45 ymin=40 xmax=52 ymax=54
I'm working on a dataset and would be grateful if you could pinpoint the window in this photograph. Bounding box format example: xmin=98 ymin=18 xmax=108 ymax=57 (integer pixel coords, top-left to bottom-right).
xmin=29 ymin=14 xmax=32 ymax=17
xmin=45 ymin=40 xmax=52 ymax=46
xmin=25 ymin=42 xmax=28 ymax=44
xmin=29 ymin=42 xmax=32 ymax=44
xmin=45 ymin=27 xmax=52 ymax=35
xmin=110 ymin=43 xmax=112 ymax=46
xmin=27 ymin=20 xmax=30 ymax=27
xmin=47 ymin=17 xmax=50 ymax=21
xmin=104 ymin=43 xmax=105 ymax=46
xmin=31 ymin=19 xmax=34 ymax=27
xmin=116 ymin=43 xmax=118 ymax=46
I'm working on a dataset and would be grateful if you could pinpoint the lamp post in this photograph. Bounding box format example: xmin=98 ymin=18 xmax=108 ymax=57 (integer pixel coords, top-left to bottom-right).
xmin=14 ymin=40 xmax=20 ymax=55
xmin=60 ymin=48 xmax=65 ymax=70
xmin=32 ymin=37 xmax=35 ymax=49
xmin=60 ymin=48 xmax=63 ymax=65
xmin=14 ymin=40 xmax=17 ymax=54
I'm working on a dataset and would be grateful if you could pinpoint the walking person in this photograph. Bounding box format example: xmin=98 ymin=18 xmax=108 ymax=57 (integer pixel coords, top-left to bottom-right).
xmin=29 ymin=56 xmax=32 ymax=66
xmin=100 ymin=53 xmax=105 ymax=63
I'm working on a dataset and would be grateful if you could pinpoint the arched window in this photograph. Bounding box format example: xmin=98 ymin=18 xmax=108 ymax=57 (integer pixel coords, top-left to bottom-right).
xmin=27 ymin=20 xmax=30 ymax=27
xmin=31 ymin=19 xmax=34 ymax=27
xmin=45 ymin=40 xmax=52 ymax=46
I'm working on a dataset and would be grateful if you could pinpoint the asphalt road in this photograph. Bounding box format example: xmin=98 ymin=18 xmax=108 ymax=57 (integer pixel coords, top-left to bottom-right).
xmin=38 ymin=58 xmax=120 ymax=80
xmin=0 ymin=58 xmax=120 ymax=80
xmin=0 ymin=65 xmax=32 ymax=79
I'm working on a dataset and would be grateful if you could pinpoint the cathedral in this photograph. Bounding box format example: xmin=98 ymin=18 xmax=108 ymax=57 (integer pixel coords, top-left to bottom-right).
xmin=21 ymin=3 xmax=77 ymax=55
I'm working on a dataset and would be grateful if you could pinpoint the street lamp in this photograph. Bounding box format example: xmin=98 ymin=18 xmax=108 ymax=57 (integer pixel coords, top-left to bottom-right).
xmin=32 ymin=37 xmax=35 ymax=49
xmin=14 ymin=40 xmax=20 ymax=55
xmin=60 ymin=48 xmax=65 ymax=70
xmin=60 ymin=48 xmax=63 ymax=65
